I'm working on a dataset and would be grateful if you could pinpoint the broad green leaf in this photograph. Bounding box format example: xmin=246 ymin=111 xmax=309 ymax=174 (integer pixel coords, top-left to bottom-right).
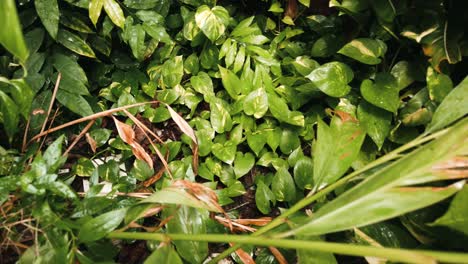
xmin=52 ymin=53 xmax=89 ymax=94
xmin=357 ymin=222 xmax=419 ymax=249
xmin=210 ymin=99 xmax=232 ymax=133
xmin=56 ymin=90 xmax=94 ymax=117
xmin=123 ymin=0 xmax=162 ymax=9
xmin=75 ymin=158 xmax=94 ymax=176
xmin=162 ymin=56 xmax=184 ymax=88
xmin=57 ymin=30 xmax=96 ymax=58
xmin=103 ymin=0 xmax=125 ymax=28
xmin=294 ymin=157 xmax=314 ymax=190
xmin=0 ymin=0 xmax=29 ymax=62
xmin=144 ymin=244 xmax=183 ymax=264
xmin=426 ymin=66 xmax=453 ymax=103
xmin=234 ymin=152 xmax=255 ymax=178
xmin=432 ymin=187 xmax=468 ymax=236
xmin=78 ymin=208 xmax=127 ymax=243
xmin=296 ymin=235 xmax=337 ymax=264
xmin=140 ymin=187 xmax=222 ymax=212
xmin=272 ymin=167 xmax=296 ymax=202
xmin=0 ymin=91 xmax=19 ymax=141
xmin=313 ymin=111 xmax=365 ymax=190
xmin=190 ymin=72 xmax=214 ymax=97
xmin=130 ymin=159 xmax=154 ymax=181
xmin=127 ymin=24 xmax=146 ymax=61
xmin=266 ymin=126 xmax=281 ymax=152
xmin=268 ymin=93 xmax=304 ymax=126
xmin=288 ymin=118 xmax=468 ymax=236
xmin=35 ymin=0 xmax=59 ymax=39
xmin=426 ymin=76 xmax=468 ymax=133
xmin=0 ymin=78 xmax=34 ymax=119
xmin=243 ymin=88 xmax=268 ymax=118
xmin=255 ymin=180 xmax=275 ymax=214
xmin=390 ymin=61 xmax=416 ymax=91
xmin=233 ymin=45 xmax=245 ymax=73
xmin=292 ymin=56 xmax=319 ymax=76
xmin=360 ymin=73 xmax=399 ymax=113
xmin=311 ymin=34 xmax=345 ymax=58
xmin=195 ymin=5 xmax=229 ymax=42
xmin=370 ymin=0 xmax=395 ymax=23
xmin=219 ymin=66 xmax=241 ymax=99
xmin=306 ymin=62 xmax=353 ymax=97
xmin=163 ymin=205 xmax=209 ymax=264
xmin=212 ymin=140 xmax=236 ymax=165
xmin=43 ymin=135 xmax=65 ymax=171
xmin=279 ymin=128 xmax=300 ymax=154
xmin=89 ymin=0 xmax=104 ymax=26
xmin=338 ymin=38 xmax=387 ymax=65
xmin=48 ymin=181 xmax=78 ymax=199
xmin=200 ymin=43 xmax=219 ymax=69
xmin=247 ymin=131 xmax=267 ymax=156
xmin=143 ymin=23 xmax=172 ymax=43
xmin=357 ymin=101 xmax=392 ymax=149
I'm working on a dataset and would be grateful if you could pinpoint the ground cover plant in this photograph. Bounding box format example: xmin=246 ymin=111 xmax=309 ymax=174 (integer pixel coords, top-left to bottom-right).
xmin=1 ymin=0 xmax=468 ymax=263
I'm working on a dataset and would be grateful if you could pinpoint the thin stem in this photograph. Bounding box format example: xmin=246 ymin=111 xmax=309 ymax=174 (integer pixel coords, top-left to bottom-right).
xmin=108 ymin=232 xmax=468 ymax=264
xmin=210 ymin=128 xmax=449 ymax=262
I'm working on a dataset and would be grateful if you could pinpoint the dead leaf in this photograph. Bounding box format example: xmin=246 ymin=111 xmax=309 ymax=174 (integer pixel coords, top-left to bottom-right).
xmin=85 ymin=132 xmax=97 ymax=153
xmin=269 ymin=246 xmax=288 ymax=264
xmin=229 ymin=243 xmax=255 ymax=264
xmin=131 ymin=142 xmax=154 ymax=169
xmin=112 ymin=117 xmax=135 ymax=144
xmin=236 ymin=217 xmax=272 ymax=227
xmin=165 ymin=104 xmax=197 ymax=144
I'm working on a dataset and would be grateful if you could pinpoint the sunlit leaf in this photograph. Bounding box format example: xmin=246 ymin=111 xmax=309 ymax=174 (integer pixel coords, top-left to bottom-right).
xmin=35 ymin=0 xmax=60 ymax=39
xmin=195 ymin=5 xmax=229 ymax=42
xmin=0 ymin=0 xmax=29 ymax=62
xmin=57 ymin=29 xmax=96 ymax=58
xmin=338 ymin=38 xmax=387 ymax=65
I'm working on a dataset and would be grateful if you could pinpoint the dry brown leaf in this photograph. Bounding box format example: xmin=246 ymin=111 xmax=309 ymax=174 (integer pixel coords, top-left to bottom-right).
xmin=214 ymin=216 xmax=256 ymax=232
xmin=142 ymin=167 xmax=166 ymax=187
xmin=165 ymin=104 xmax=197 ymax=144
xmin=235 ymin=217 xmax=272 ymax=227
xmin=131 ymin=142 xmax=154 ymax=169
xmin=112 ymin=117 xmax=135 ymax=144
xmin=229 ymin=243 xmax=255 ymax=264
xmin=269 ymin=246 xmax=288 ymax=264
xmin=85 ymin=132 xmax=97 ymax=153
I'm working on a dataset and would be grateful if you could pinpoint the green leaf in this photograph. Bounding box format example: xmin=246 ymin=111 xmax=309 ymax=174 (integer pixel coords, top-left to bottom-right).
xmin=212 ymin=140 xmax=236 ymax=165
xmin=294 ymin=157 xmax=314 ymax=190
xmin=360 ymin=73 xmax=399 ymax=113
xmin=131 ymin=159 xmax=154 ymax=181
xmin=3 ymin=78 xmax=34 ymax=119
xmin=288 ymin=118 xmax=468 ymax=236
xmin=75 ymin=158 xmax=94 ymax=176
xmin=144 ymin=244 xmax=183 ymax=264
xmin=123 ymin=0 xmax=162 ymax=9
xmin=57 ymin=30 xmax=96 ymax=58
xmin=357 ymin=101 xmax=392 ymax=149
xmin=243 ymin=88 xmax=268 ymax=119
xmin=306 ymin=62 xmax=353 ymax=97
xmin=78 ymin=208 xmax=127 ymax=243
xmin=292 ymin=56 xmax=319 ymax=76
xmin=35 ymin=0 xmax=60 ymax=39
xmin=103 ymin=0 xmax=125 ymax=28
xmin=56 ymin=89 xmax=94 ymax=117
xmin=43 ymin=135 xmax=65 ymax=171
xmin=210 ymin=99 xmax=232 ymax=133
xmin=195 ymin=5 xmax=229 ymax=42
xmin=219 ymin=66 xmax=241 ymax=99
xmin=338 ymin=38 xmax=387 ymax=65
xmin=390 ymin=61 xmax=416 ymax=91
xmin=234 ymin=152 xmax=255 ymax=178
xmin=162 ymin=56 xmax=184 ymax=88
xmin=247 ymin=131 xmax=267 ymax=156
xmin=89 ymin=0 xmax=104 ymax=26
xmin=0 ymin=91 xmax=19 ymax=141
xmin=255 ymin=180 xmax=275 ymax=214
xmin=143 ymin=23 xmax=172 ymax=43
xmin=296 ymin=235 xmax=337 ymax=264
xmin=140 ymin=187 xmax=222 ymax=212
xmin=426 ymin=76 xmax=468 ymax=133
xmin=272 ymin=167 xmax=296 ymax=202
xmin=268 ymin=92 xmax=304 ymax=126
xmin=280 ymin=128 xmax=301 ymax=155
xmin=163 ymin=205 xmax=209 ymax=264
xmin=190 ymin=72 xmax=214 ymax=97
xmin=52 ymin=53 xmax=89 ymax=95
xmin=432 ymin=187 xmax=468 ymax=236
xmin=313 ymin=111 xmax=365 ymax=190
xmin=426 ymin=66 xmax=453 ymax=103
xmin=0 ymin=0 xmax=29 ymax=62
xmin=127 ymin=24 xmax=146 ymax=61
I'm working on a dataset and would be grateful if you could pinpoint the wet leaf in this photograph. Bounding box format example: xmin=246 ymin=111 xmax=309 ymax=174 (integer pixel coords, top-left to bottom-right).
xmin=306 ymin=62 xmax=353 ymax=97
xmin=234 ymin=152 xmax=255 ymax=178
xmin=35 ymin=0 xmax=59 ymax=39
xmin=57 ymin=29 xmax=96 ymax=58
xmin=338 ymin=38 xmax=387 ymax=65
xmin=361 ymin=73 xmax=399 ymax=113
xmin=89 ymin=0 xmax=104 ymax=26
xmin=55 ymin=90 xmax=94 ymax=117
xmin=103 ymin=0 xmax=125 ymax=28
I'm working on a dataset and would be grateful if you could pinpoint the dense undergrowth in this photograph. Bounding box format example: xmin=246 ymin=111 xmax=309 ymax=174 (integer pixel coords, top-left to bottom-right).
xmin=1 ymin=0 xmax=468 ymax=263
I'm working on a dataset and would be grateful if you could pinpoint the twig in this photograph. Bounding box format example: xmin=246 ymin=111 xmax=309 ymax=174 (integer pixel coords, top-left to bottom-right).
xmin=37 ymin=73 xmax=61 ymax=143
xmin=63 ymin=120 xmax=95 ymax=156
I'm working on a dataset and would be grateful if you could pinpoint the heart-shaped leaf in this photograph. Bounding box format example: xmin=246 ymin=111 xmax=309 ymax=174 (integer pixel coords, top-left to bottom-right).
xmin=210 ymin=98 xmax=232 ymax=133
xmin=247 ymin=131 xmax=267 ymax=156
xmin=361 ymin=73 xmax=400 ymax=113
xmin=212 ymin=140 xmax=236 ymax=164
xmin=338 ymin=38 xmax=387 ymax=65
xmin=357 ymin=101 xmax=392 ymax=149
xmin=190 ymin=71 xmax=214 ymax=97
xmin=243 ymin=88 xmax=268 ymax=118
xmin=306 ymin=62 xmax=353 ymax=97
xmin=195 ymin=5 xmax=229 ymax=42
xmin=234 ymin=152 xmax=255 ymax=178
xmin=272 ymin=168 xmax=296 ymax=202
xmin=294 ymin=157 xmax=314 ymax=190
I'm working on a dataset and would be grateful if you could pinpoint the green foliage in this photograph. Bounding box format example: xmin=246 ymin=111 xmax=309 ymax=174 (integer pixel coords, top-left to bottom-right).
xmin=1 ymin=0 xmax=468 ymax=263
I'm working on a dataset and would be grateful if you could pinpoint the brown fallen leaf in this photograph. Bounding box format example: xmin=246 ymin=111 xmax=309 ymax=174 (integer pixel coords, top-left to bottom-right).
xmin=85 ymin=132 xmax=97 ymax=153
xmin=229 ymin=243 xmax=255 ymax=264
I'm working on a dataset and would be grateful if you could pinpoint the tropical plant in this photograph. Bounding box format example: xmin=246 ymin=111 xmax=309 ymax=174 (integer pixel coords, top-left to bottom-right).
xmin=1 ymin=0 xmax=467 ymax=263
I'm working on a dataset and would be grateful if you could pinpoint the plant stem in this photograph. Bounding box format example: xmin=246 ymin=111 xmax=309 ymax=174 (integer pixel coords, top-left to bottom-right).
xmin=210 ymin=128 xmax=449 ymax=262
xmin=108 ymin=231 xmax=468 ymax=264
